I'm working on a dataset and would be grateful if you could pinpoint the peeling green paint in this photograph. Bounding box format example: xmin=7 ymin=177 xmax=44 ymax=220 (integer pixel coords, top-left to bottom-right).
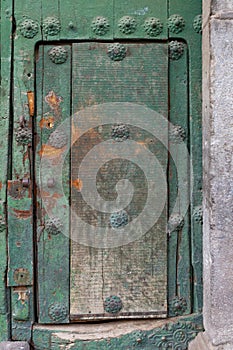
xmin=33 ymin=314 xmax=203 ymax=350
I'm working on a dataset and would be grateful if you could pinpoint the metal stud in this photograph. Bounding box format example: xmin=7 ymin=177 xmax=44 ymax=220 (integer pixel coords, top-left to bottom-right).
xmin=107 ymin=43 xmax=127 ymax=61
xmin=111 ymin=123 xmax=129 ymax=141
xmin=42 ymin=17 xmax=61 ymax=36
xmin=144 ymin=17 xmax=163 ymax=37
xmin=91 ymin=16 xmax=110 ymax=36
xmin=170 ymin=296 xmax=187 ymax=316
xmin=18 ymin=18 xmax=39 ymax=38
xmin=48 ymin=129 xmax=68 ymax=149
xmin=169 ymin=125 xmax=186 ymax=143
xmin=48 ymin=46 xmax=68 ymax=64
xmin=22 ymin=178 xmax=30 ymax=188
xmin=110 ymin=210 xmax=129 ymax=229
xmin=193 ymin=14 xmax=202 ymax=34
xmin=13 ymin=268 xmax=30 ymax=285
xmin=48 ymin=302 xmax=68 ymax=322
xmin=118 ymin=16 xmax=137 ymax=34
xmin=104 ymin=295 xmax=123 ymax=314
xmin=45 ymin=217 xmax=63 ymax=235
xmin=193 ymin=205 xmax=203 ymax=224
xmin=16 ymin=127 xmax=32 ymax=146
xmin=47 ymin=178 xmax=55 ymax=188
xmin=169 ymin=41 xmax=185 ymax=60
xmin=167 ymin=14 xmax=185 ymax=34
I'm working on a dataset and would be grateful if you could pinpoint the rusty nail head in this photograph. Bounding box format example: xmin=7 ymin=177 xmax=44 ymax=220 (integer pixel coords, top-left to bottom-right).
xmin=22 ymin=178 xmax=30 ymax=188
xmin=47 ymin=178 xmax=55 ymax=188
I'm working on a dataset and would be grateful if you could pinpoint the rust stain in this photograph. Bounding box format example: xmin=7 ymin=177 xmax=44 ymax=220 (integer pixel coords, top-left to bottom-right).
xmin=39 ymin=116 xmax=55 ymax=129
xmin=27 ymin=91 xmax=34 ymax=117
xmin=8 ymin=180 xmax=25 ymax=199
xmin=38 ymin=144 xmax=66 ymax=159
xmin=45 ymin=90 xmax=62 ymax=118
xmin=71 ymin=121 xmax=80 ymax=144
xmin=40 ymin=191 xmax=63 ymax=212
xmin=40 ymin=191 xmax=62 ymax=200
xmin=71 ymin=178 xmax=83 ymax=191
xmin=13 ymin=208 xmax=32 ymax=219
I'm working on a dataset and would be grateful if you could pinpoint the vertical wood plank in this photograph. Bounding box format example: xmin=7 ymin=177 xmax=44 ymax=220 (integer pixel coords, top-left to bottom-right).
xmin=168 ymin=0 xmax=203 ymax=313
xmin=168 ymin=45 xmax=191 ymax=315
xmin=70 ymin=42 xmax=168 ymax=320
xmin=10 ymin=0 xmax=42 ymax=339
xmin=41 ymin=0 xmax=60 ymax=41
xmin=7 ymin=181 xmax=33 ymax=286
xmin=36 ymin=43 xmax=71 ymax=323
xmin=0 ymin=0 xmax=13 ymax=339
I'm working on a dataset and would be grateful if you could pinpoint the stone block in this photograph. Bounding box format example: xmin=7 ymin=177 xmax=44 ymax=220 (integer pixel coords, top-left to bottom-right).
xmin=0 ymin=342 xmax=29 ymax=350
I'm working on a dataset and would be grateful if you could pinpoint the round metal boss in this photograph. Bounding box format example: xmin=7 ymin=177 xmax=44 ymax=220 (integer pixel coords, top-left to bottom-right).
xmin=91 ymin=16 xmax=110 ymax=36
xmin=167 ymin=14 xmax=185 ymax=34
xmin=144 ymin=17 xmax=163 ymax=37
xmin=48 ymin=46 xmax=68 ymax=64
xmin=18 ymin=18 xmax=39 ymax=38
xmin=110 ymin=210 xmax=129 ymax=229
xmin=45 ymin=217 xmax=63 ymax=235
xmin=107 ymin=43 xmax=127 ymax=61
xmin=104 ymin=295 xmax=123 ymax=314
xmin=118 ymin=16 xmax=137 ymax=34
xmin=43 ymin=17 xmax=61 ymax=36
xmin=48 ymin=303 xmax=67 ymax=322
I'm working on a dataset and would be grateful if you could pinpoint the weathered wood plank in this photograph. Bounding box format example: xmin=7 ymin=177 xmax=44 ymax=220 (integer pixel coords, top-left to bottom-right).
xmin=7 ymin=181 xmax=33 ymax=287
xmin=60 ymin=0 xmax=114 ymax=40
xmin=168 ymin=0 xmax=203 ymax=313
xmin=168 ymin=45 xmax=191 ymax=315
xmin=32 ymin=314 xmax=203 ymax=350
xmin=11 ymin=286 xmax=34 ymax=341
xmin=114 ymin=0 xmax=168 ymax=39
xmin=36 ymin=43 xmax=71 ymax=323
xmin=9 ymin=1 xmax=41 ymax=336
xmin=0 ymin=0 xmax=14 ymax=340
xmin=70 ymin=42 xmax=168 ymax=319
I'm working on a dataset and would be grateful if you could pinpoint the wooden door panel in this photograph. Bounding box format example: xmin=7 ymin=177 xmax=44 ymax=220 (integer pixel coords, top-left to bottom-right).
xmin=70 ymin=42 xmax=168 ymax=320
xmin=36 ymin=44 xmax=71 ymax=323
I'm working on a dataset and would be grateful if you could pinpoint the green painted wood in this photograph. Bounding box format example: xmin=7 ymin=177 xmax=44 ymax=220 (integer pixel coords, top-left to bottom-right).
xmin=11 ymin=1 xmax=42 ymax=338
xmin=168 ymin=0 xmax=203 ymax=313
xmin=168 ymin=45 xmax=191 ymax=316
xmin=60 ymin=0 xmax=114 ymax=40
xmin=5 ymin=0 xmax=202 ymax=341
xmin=70 ymin=42 xmax=168 ymax=320
xmin=114 ymin=0 xmax=168 ymax=39
xmin=7 ymin=181 xmax=33 ymax=286
xmin=36 ymin=44 xmax=71 ymax=323
xmin=13 ymin=0 xmax=42 ymax=175
xmin=0 ymin=0 xmax=14 ymax=339
xmin=41 ymin=0 xmax=60 ymax=41
xmin=32 ymin=314 xmax=203 ymax=350
xmin=11 ymin=286 xmax=34 ymax=341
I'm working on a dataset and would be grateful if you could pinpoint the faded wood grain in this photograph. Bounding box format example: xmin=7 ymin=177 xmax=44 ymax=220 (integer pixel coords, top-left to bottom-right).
xmin=70 ymin=42 xmax=168 ymax=319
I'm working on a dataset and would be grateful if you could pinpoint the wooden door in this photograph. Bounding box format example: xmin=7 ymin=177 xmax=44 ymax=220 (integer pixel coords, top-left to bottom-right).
xmin=6 ymin=0 xmax=202 ymax=340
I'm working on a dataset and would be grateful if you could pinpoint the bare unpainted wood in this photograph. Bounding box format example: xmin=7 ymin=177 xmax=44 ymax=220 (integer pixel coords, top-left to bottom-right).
xmin=70 ymin=42 xmax=168 ymax=319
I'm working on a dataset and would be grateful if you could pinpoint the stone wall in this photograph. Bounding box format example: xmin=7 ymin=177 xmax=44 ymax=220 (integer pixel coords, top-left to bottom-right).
xmin=189 ymin=1 xmax=233 ymax=348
